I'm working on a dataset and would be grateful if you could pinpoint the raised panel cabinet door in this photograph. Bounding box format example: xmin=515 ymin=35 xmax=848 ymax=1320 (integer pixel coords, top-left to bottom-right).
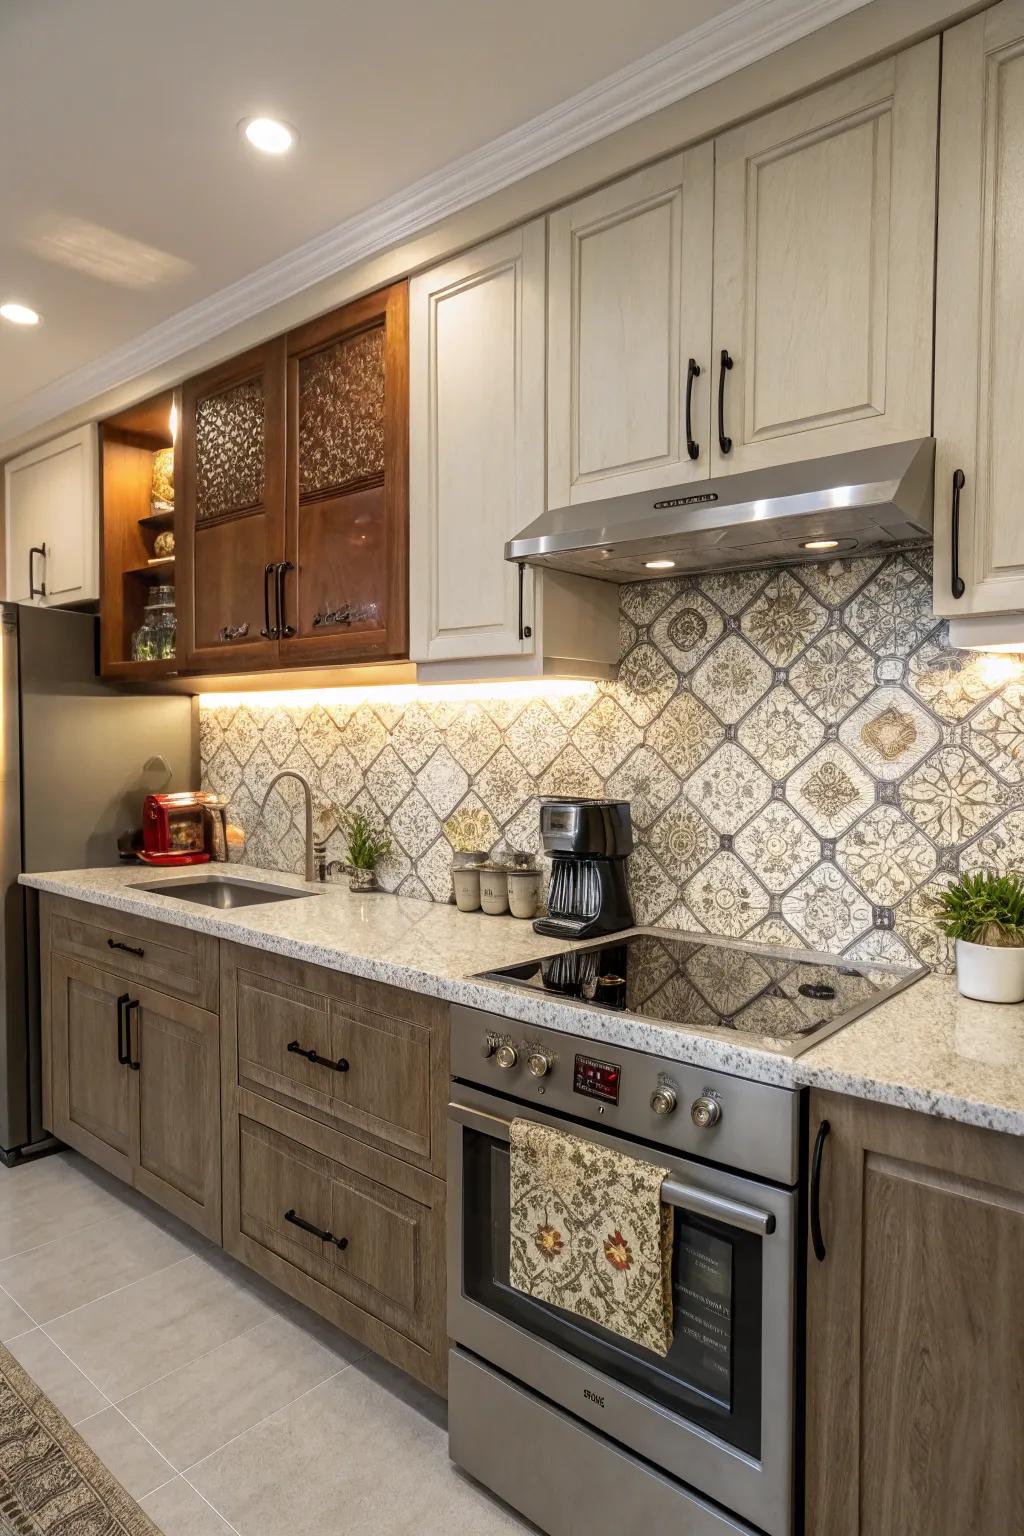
xmin=131 ymin=984 xmax=221 ymax=1241
xmin=49 ymin=956 xmax=135 ymax=1183
xmin=547 ymin=146 xmax=714 ymax=505
xmin=4 ymin=425 xmax=99 ymax=605
xmin=409 ymin=222 xmax=545 ymax=662
xmin=280 ymin=282 xmax=409 ymax=665
xmin=934 ymin=2 xmax=1024 ymax=617
xmin=711 ymin=41 xmax=938 ymax=475
xmin=179 ymin=339 xmax=286 ymax=672
xmin=805 ymin=1091 xmax=1024 ymax=1536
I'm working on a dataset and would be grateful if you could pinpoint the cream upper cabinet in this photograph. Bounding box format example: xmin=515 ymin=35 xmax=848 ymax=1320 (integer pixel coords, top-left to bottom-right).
xmin=410 ymin=222 xmax=545 ymax=663
xmin=710 ymin=41 xmax=938 ymax=475
xmin=547 ymin=147 xmax=714 ymax=506
xmin=3 ymin=425 xmax=99 ymax=606
xmin=933 ymin=1 xmax=1024 ymax=621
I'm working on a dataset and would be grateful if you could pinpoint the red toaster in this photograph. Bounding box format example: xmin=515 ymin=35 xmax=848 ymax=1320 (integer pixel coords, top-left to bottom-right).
xmin=140 ymin=793 xmax=212 ymax=865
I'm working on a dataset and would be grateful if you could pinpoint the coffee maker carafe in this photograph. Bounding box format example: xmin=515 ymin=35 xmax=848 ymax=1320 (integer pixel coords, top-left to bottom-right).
xmin=533 ymin=798 xmax=634 ymax=939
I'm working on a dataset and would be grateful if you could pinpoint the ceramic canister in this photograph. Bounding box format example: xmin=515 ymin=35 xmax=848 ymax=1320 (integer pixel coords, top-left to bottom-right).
xmin=452 ymin=864 xmax=483 ymax=912
xmin=479 ymin=863 xmax=510 ymax=916
xmin=507 ymin=867 xmax=542 ymax=920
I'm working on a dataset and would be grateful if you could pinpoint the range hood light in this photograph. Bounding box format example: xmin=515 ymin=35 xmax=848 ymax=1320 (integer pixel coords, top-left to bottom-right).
xmin=801 ymin=538 xmax=840 ymax=551
xmin=644 ymin=559 xmax=676 ymax=570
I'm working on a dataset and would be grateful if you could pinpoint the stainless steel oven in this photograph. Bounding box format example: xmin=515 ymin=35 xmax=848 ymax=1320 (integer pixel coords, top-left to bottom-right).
xmin=447 ymin=1004 xmax=803 ymax=1536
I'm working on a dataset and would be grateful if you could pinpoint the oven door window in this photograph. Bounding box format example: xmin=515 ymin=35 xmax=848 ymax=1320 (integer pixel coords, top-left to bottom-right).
xmin=461 ymin=1128 xmax=762 ymax=1460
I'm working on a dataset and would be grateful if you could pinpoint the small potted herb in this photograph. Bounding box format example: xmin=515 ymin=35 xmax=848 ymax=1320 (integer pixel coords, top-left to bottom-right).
xmin=341 ymin=811 xmax=392 ymax=894
xmin=934 ymin=871 xmax=1024 ymax=1003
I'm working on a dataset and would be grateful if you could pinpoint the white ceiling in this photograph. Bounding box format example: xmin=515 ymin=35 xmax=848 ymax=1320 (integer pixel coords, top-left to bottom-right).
xmin=0 ymin=0 xmax=859 ymax=448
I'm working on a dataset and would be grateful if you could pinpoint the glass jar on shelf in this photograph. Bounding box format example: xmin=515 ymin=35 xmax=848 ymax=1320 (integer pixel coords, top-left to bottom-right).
xmin=131 ymin=583 xmax=176 ymax=663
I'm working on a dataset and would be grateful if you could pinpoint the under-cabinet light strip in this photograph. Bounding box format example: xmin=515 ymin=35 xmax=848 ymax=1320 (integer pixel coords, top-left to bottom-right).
xmin=198 ymin=679 xmax=599 ymax=710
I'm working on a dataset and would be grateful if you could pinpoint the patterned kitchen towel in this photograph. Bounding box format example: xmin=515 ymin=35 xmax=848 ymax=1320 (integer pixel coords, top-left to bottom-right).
xmin=508 ymin=1118 xmax=674 ymax=1357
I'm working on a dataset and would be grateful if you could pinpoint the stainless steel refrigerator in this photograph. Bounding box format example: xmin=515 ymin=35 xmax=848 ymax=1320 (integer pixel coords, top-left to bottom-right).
xmin=0 ymin=603 xmax=196 ymax=1161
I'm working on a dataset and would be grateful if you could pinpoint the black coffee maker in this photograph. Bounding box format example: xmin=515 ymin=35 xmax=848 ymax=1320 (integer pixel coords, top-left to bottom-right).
xmin=533 ymin=798 xmax=635 ymax=939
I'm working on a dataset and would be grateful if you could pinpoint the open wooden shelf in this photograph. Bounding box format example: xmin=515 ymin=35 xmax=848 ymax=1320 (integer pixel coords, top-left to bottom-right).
xmin=138 ymin=508 xmax=175 ymax=532
xmin=99 ymin=386 xmax=180 ymax=678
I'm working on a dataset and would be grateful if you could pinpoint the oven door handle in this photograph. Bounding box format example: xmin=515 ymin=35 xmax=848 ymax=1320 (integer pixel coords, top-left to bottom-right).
xmin=448 ymin=1101 xmax=776 ymax=1237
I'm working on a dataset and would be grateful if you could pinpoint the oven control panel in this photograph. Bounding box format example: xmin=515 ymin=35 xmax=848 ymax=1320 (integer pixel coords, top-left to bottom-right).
xmin=456 ymin=1005 xmax=800 ymax=1184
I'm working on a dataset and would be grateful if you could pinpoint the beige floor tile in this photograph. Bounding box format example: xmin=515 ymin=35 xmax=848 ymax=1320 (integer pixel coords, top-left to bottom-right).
xmin=76 ymin=1406 xmax=176 ymax=1501
xmin=188 ymin=1358 xmax=527 ymax=1536
xmin=0 ymin=1203 xmax=207 ymax=1324
xmin=45 ymin=1250 xmax=275 ymax=1402
xmin=0 ymin=1284 xmax=33 ymax=1340
xmin=119 ymin=1311 xmax=361 ymax=1470
xmin=0 ymin=1156 xmax=133 ymax=1260
xmin=6 ymin=1329 xmax=108 ymax=1424
xmin=141 ymin=1476 xmax=239 ymax=1536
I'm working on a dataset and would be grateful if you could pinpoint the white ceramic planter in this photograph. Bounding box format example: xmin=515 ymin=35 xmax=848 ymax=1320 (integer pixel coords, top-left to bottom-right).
xmin=452 ymin=864 xmax=482 ymax=912
xmin=507 ymin=867 xmax=542 ymax=920
xmin=955 ymin=938 xmax=1024 ymax=1004
xmin=479 ymin=864 xmax=510 ymax=916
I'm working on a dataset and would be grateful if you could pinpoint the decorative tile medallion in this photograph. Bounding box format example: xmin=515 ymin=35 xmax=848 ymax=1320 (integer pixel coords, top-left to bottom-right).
xmin=202 ymin=552 xmax=1024 ymax=974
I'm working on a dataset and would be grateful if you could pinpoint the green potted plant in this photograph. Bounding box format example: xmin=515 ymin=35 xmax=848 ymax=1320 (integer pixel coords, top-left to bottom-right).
xmin=340 ymin=810 xmax=392 ymax=894
xmin=933 ymin=871 xmax=1024 ymax=1003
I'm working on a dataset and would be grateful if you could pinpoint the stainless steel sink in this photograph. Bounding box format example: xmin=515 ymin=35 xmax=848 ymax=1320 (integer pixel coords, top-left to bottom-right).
xmin=135 ymin=876 xmax=318 ymax=910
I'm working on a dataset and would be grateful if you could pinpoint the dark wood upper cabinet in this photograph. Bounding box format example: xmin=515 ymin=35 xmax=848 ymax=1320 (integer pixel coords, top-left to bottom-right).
xmin=177 ymin=281 xmax=408 ymax=677
xmin=178 ymin=339 xmax=286 ymax=673
xmin=282 ymin=281 xmax=408 ymax=665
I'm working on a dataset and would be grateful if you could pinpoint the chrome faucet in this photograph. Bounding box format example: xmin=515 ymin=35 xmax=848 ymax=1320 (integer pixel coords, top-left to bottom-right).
xmin=260 ymin=770 xmax=324 ymax=884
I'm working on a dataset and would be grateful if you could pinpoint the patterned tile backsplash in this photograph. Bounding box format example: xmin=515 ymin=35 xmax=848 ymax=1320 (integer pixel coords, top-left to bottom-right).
xmin=200 ymin=550 xmax=1024 ymax=973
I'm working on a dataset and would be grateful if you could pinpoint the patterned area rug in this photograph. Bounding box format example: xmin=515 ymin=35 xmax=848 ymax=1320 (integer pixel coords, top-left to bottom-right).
xmin=0 ymin=1342 xmax=161 ymax=1535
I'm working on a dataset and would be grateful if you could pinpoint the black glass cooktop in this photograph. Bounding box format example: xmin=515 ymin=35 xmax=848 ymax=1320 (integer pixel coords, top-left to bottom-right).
xmin=479 ymin=931 xmax=925 ymax=1056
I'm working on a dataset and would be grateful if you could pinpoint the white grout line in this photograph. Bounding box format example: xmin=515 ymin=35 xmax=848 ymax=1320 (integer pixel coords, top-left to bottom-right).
xmin=75 ymin=1401 xmax=179 ymax=1495
xmin=36 ymin=1250 xmax=200 ymax=1330
xmin=179 ymin=1364 xmax=351 ymax=1482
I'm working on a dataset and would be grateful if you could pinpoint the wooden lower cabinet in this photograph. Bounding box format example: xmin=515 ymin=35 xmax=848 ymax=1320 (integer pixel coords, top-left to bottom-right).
xmin=806 ymin=1090 xmax=1024 ymax=1535
xmin=220 ymin=942 xmax=450 ymax=1394
xmin=223 ymin=1098 xmax=446 ymax=1393
xmin=46 ymin=948 xmax=222 ymax=1242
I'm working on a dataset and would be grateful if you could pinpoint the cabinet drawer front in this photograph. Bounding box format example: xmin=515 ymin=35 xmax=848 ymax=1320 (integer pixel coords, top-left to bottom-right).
xmin=238 ymin=1116 xmax=432 ymax=1343
xmin=49 ymin=899 xmax=217 ymax=1010
xmin=235 ymin=968 xmax=431 ymax=1161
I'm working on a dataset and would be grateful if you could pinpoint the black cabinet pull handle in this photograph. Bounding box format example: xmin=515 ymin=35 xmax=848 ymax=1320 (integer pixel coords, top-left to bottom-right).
xmin=28 ymin=545 xmax=47 ymax=600
xmin=260 ymin=563 xmax=278 ymax=639
xmin=125 ymin=998 xmax=141 ymax=1071
xmin=108 ymin=938 xmax=144 ymax=958
xmin=810 ymin=1119 xmax=830 ymax=1262
xmin=275 ymin=561 xmax=295 ymax=639
xmin=284 ymin=1209 xmax=349 ymax=1250
xmin=717 ymin=350 xmax=734 ymax=455
xmin=116 ymin=993 xmax=130 ymax=1066
xmin=951 ymin=468 xmax=966 ymax=600
xmin=517 ymin=562 xmax=532 ymax=642
xmin=287 ymin=1040 xmax=349 ymax=1073
xmin=685 ymin=358 xmax=701 ymax=461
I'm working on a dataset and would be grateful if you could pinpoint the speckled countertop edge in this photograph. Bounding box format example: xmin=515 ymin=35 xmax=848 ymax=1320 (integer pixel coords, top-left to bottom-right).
xmin=21 ymin=867 xmax=1024 ymax=1134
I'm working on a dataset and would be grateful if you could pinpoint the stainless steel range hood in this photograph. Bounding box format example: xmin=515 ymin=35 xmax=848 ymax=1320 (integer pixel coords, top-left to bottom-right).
xmin=506 ymin=438 xmax=935 ymax=581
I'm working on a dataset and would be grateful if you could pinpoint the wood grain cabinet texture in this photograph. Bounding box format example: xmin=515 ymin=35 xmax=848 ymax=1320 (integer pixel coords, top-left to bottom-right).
xmin=177 ymin=282 xmax=408 ymax=676
xmin=219 ymin=942 xmax=449 ymax=1394
xmin=933 ymin=0 xmax=1024 ymax=621
xmin=805 ymin=1090 xmax=1024 ymax=1536
xmin=546 ymin=40 xmax=937 ymax=503
xmin=44 ymin=900 xmax=222 ymax=1242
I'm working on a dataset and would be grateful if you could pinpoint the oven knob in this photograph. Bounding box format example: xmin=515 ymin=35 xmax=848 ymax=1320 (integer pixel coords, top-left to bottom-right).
xmin=495 ymin=1043 xmax=519 ymax=1070
xmin=691 ymin=1095 xmax=722 ymax=1129
xmin=527 ymin=1051 xmax=552 ymax=1078
xmin=650 ymin=1086 xmax=677 ymax=1117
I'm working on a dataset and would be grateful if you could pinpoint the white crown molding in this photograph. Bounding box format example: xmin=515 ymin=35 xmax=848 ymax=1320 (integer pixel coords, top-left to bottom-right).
xmin=4 ymin=0 xmax=870 ymax=445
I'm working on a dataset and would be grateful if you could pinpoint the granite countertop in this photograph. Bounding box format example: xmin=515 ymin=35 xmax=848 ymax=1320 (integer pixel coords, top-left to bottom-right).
xmin=20 ymin=866 xmax=1024 ymax=1135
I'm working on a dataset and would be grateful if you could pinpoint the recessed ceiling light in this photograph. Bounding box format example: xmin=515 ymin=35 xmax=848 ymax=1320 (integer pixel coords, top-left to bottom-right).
xmin=644 ymin=558 xmax=676 ymax=570
xmin=0 ymin=302 xmax=40 ymax=326
xmin=241 ymin=117 xmax=296 ymax=155
xmin=801 ymin=538 xmax=839 ymax=551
